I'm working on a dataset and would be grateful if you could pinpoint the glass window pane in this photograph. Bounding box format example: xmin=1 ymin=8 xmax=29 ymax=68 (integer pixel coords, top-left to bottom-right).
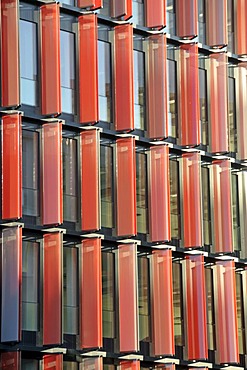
xmin=60 ymin=30 xmax=76 ymax=114
xmin=198 ymin=0 xmax=206 ymax=44
xmin=202 ymin=166 xmax=211 ymax=245
xmin=166 ymin=0 xmax=176 ymax=34
xmin=102 ymin=252 xmax=115 ymax=338
xmin=136 ymin=152 xmax=148 ymax=233
xmin=63 ymin=137 xmax=78 ymax=222
xmin=167 ymin=58 xmax=177 ymax=138
xmin=22 ymin=130 xmax=39 ymax=217
xmin=138 ymin=257 xmax=150 ymax=342
xmin=199 ymin=67 xmax=208 ymax=145
xmin=172 ymin=262 xmax=184 ymax=346
xmin=228 ymin=75 xmax=237 ymax=153
xmin=134 ymin=50 xmax=145 ymax=130
xmin=205 ymin=268 xmax=215 ymax=350
xmin=98 ymin=41 xmax=112 ymax=122
xmin=231 ymin=174 xmax=240 ymax=251
xmin=100 ymin=145 xmax=114 ymax=228
xmin=236 ymin=273 xmax=245 ymax=354
xmin=63 ymin=247 xmax=79 ymax=334
xmin=20 ymin=20 xmax=38 ymax=106
xmin=22 ymin=241 xmax=39 ymax=331
xmin=169 ymin=159 xmax=180 ymax=239
xmin=133 ymin=0 xmax=144 ymax=26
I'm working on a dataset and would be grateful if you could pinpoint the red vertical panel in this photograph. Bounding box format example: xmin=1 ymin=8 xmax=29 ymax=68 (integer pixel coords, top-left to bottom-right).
xmin=180 ymin=44 xmax=200 ymax=147
xmin=148 ymin=34 xmax=168 ymax=139
xmin=149 ymin=145 xmax=170 ymax=242
xmin=1 ymin=227 xmax=22 ymax=343
xmin=0 ymin=352 xmax=20 ymax=369
xmin=237 ymin=63 xmax=247 ymax=160
xmin=78 ymin=15 xmax=98 ymax=124
xmin=0 ymin=0 xmax=19 ymax=108
xmin=114 ymin=25 xmax=134 ymax=132
xmin=43 ymin=355 xmax=62 ymax=370
xmin=209 ymin=53 xmax=228 ymax=153
xmin=206 ymin=0 xmax=227 ymax=47
xmin=213 ymin=260 xmax=239 ymax=364
xmin=182 ymin=152 xmax=202 ymax=248
xmin=1 ymin=114 xmax=22 ymax=220
xmin=151 ymin=249 xmax=174 ymax=356
xmin=78 ymin=0 xmax=102 ymax=9
xmin=80 ymin=238 xmax=102 ymax=349
xmin=120 ymin=361 xmax=140 ymax=370
xmin=212 ymin=160 xmax=233 ymax=253
xmin=123 ymin=0 xmax=132 ymax=21
xmin=176 ymin=0 xmax=198 ymax=39
xmin=42 ymin=122 xmax=62 ymax=226
xmin=118 ymin=244 xmax=138 ymax=353
xmin=81 ymin=358 xmax=103 ymax=370
xmin=43 ymin=233 xmax=62 ymax=345
xmin=116 ymin=138 xmax=136 ymax=237
xmin=81 ymin=130 xmax=100 ymax=231
xmin=40 ymin=3 xmax=61 ymax=116
xmin=184 ymin=254 xmax=208 ymax=360
xmin=155 ymin=366 xmax=175 ymax=370
xmin=235 ymin=0 xmax=247 ymax=55
xmin=145 ymin=0 xmax=166 ymax=29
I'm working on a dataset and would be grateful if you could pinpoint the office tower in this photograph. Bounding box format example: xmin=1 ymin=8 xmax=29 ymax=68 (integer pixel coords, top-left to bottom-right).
xmin=0 ymin=0 xmax=246 ymax=369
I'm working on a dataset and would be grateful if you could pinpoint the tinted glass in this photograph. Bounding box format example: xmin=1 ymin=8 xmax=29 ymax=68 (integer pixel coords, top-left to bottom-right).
xmin=172 ymin=262 xmax=184 ymax=346
xmin=136 ymin=152 xmax=148 ymax=233
xmin=100 ymin=145 xmax=114 ymax=227
xmin=98 ymin=41 xmax=112 ymax=122
xmin=134 ymin=50 xmax=145 ymax=130
xmin=138 ymin=256 xmax=150 ymax=342
xmin=102 ymin=252 xmax=115 ymax=338
xmin=132 ymin=0 xmax=144 ymax=26
xmin=167 ymin=58 xmax=177 ymax=138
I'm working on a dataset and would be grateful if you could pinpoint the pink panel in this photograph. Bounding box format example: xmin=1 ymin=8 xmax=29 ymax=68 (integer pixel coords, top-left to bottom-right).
xmin=145 ymin=0 xmax=166 ymax=29
xmin=184 ymin=254 xmax=208 ymax=360
xmin=120 ymin=361 xmax=140 ymax=370
xmin=118 ymin=244 xmax=138 ymax=352
xmin=81 ymin=358 xmax=103 ymax=370
xmin=180 ymin=44 xmax=200 ymax=147
xmin=206 ymin=0 xmax=227 ymax=47
xmin=209 ymin=53 xmax=228 ymax=153
xmin=214 ymin=260 xmax=239 ymax=364
xmin=212 ymin=160 xmax=233 ymax=253
xmin=43 ymin=355 xmax=62 ymax=370
xmin=182 ymin=152 xmax=202 ymax=248
xmin=176 ymin=0 xmax=198 ymax=39
xmin=151 ymin=249 xmax=174 ymax=356
xmin=235 ymin=0 xmax=247 ymax=55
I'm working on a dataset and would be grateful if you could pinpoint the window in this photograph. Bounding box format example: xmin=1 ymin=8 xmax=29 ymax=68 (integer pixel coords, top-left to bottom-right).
xmin=62 ymin=136 xmax=79 ymax=223
xmin=98 ymin=0 xmax=111 ymax=16
xmin=60 ymin=30 xmax=76 ymax=115
xmin=167 ymin=47 xmax=178 ymax=138
xmin=100 ymin=143 xmax=114 ymax=228
xmin=133 ymin=48 xmax=145 ymax=130
xmin=62 ymin=0 xmax=75 ymax=5
xmin=20 ymin=7 xmax=38 ymax=107
xmin=63 ymin=246 xmax=79 ymax=335
xmin=138 ymin=256 xmax=150 ymax=342
xmin=22 ymin=359 xmax=39 ymax=369
xmin=172 ymin=261 xmax=184 ymax=346
xmin=201 ymin=165 xmax=211 ymax=246
xmin=102 ymin=251 xmax=115 ymax=338
xmin=169 ymin=159 xmax=180 ymax=240
xmin=198 ymin=0 xmax=206 ymax=44
xmin=22 ymin=129 xmax=39 ymax=218
xmin=132 ymin=0 xmax=144 ymax=26
xmin=227 ymin=0 xmax=235 ymax=53
xmin=63 ymin=362 xmax=79 ymax=370
xmin=236 ymin=273 xmax=245 ymax=355
xmin=22 ymin=241 xmax=39 ymax=331
xmin=98 ymin=26 xmax=112 ymax=123
xmin=136 ymin=151 xmax=148 ymax=234
xmin=231 ymin=172 xmax=240 ymax=251
xmin=205 ymin=267 xmax=215 ymax=351
xmin=199 ymin=55 xmax=208 ymax=146
xmin=166 ymin=0 xmax=176 ymax=35
xmin=228 ymin=68 xmax=237 ymax=153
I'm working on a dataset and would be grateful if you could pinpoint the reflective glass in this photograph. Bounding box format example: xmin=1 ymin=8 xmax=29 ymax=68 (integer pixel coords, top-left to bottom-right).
xmin=100 ymin=145 xmax=114 ymax=227
xmin=138 ymin=257 xmax=150 ymax=342
xmin=169 ymin=159 xmax=180 ymax=239
xmin=134 ymin=50 xmax=145 ymax=130
xmin=102 ymin=252 xmax=115 ymax=338
xmin=228 ymin=75 xmax=237 ymax=153
xmin=98 ymin=41 xmax=112 ymax=122
xmin=172 ymin=262 xmax=184 ymax=346
xmin=22 ymin=241 xmax=39 ymax=331
xmin=136 ymin=152 xmax=148 ymax=233
xmin=199 ymin=67 xmax=208 ymax=145
xmin=167 ymin=58 xmax=177 ymax=138
xmin=205 ymin=268 xmax=215 ymax=350
xmin=231 ymin=174 xmax=240 ymax=251
xmin=236 ymin=273 xmax=245 ymax=354
xmin=198 ymin=0 xmax=206 ymax=44
xmin=22 ymin=359 xmax=39 ymax=370
xmin=98 ymin=0 xmax=110 ymax=16
xmin=60 ymin=30 xmax=76 ymax=114
xmin=20 ymin=20 xmax=38 ymax=106
xmin=132 ymin=0 xmax=144 ymax=26
xmin=166 ymin=0 xmax=176 ymax=34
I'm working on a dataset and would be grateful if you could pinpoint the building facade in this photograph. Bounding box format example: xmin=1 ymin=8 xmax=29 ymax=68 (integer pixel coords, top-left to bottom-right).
xmin=0 ymin=0 xmax=247 ymax=369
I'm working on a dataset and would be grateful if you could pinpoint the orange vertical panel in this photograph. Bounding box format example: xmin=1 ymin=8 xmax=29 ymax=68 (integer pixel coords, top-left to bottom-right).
xmin=78 ymin=0 xmax=102 ymax=9
xmin=213 ymin=260 xmax=239 ymax=364
xmin=183 ymin=254 xmax=208 ymax=360
xmin=176 ymin=0 xmax=198 ymax=39
xmin=206 ymin=0 xmax=227 ymax=47
xmin=147 ymin=34 xmax=168 ymax=139
xmin=0 ymin=352 xmax=21 ymax=369
xmin=235 ymin=0 xmax=247 ymax=55
xmin=118 ymin=244 xmax=138 ymax=353
xmin=81 ymin=130 xmax=100 ymax=231
xmin=182 ymin=152 xmax=202 ymax=248
xmin=1 ymin=114 xmax=22 ymax=220
xmin=1 ymin=227 xmax=22 ymax=343
xmin=149 ymin=145 xmax=170 ymax=242
xmin=145 ymin=0 xmax=166 ymax=29
xmin=209 ymin=53 xmax=228 ymax=153
xmin=78 ymin=14 xmax=98 ymax=124
xmin=116 ymin=138 xmax=136 ymax=237
xmin=43 ymin=355 xmax=62 ymax=370
xmin=81 ymin=358 xmax=103 ymax=370
xmin=236 ymin=63 xmax=247 ymax=160
xmin=120 ymin=361 xmax=140 ymax=370
xmin=42 ymin=122 xmax=62 ymax=226
xmin=0 ymin=0 xmax=19 ymax=108
xmin=180 ymin=44 xmax=200 ymax=147
xmin=40 ymin=3 xmax=61 ymax=116
xmin=114 ymin=25 xmax=134 ymax=132
xmin=123 ymin=0 xmax=132 ymax=21
xmin=151 ymin=249 xmax=174 ymax=356
xmin=43 ymin=233 xmax=62 ymax=345
xmin=80 ymin=238 xmax=102 ymax=349
xmin=212 ymin=160 xmax=233 ymax=253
